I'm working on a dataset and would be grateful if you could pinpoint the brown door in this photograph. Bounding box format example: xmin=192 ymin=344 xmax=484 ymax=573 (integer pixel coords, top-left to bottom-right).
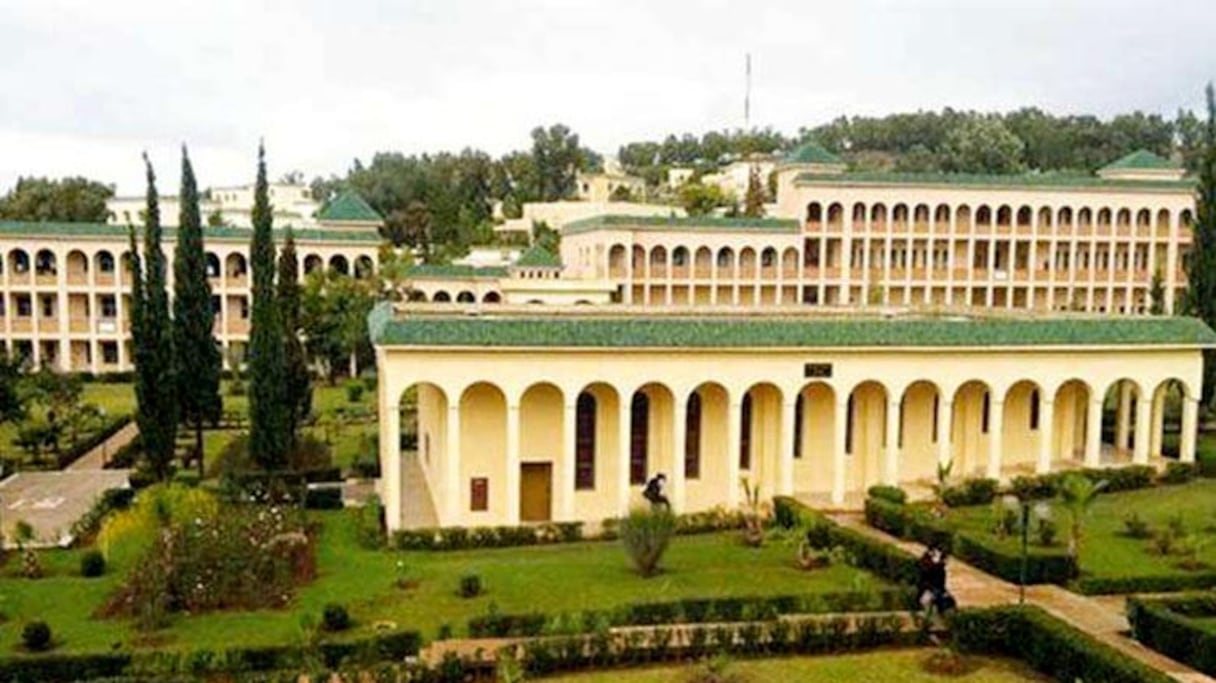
xmin=520 ymin=463 xmax=552 ymax=522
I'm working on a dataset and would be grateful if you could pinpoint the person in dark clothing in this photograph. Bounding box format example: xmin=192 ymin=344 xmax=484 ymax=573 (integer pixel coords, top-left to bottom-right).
xmin=642 ymin=473 xmax=670 ymax=510
xmin=917 ymin=545 xmax=954 ymax=614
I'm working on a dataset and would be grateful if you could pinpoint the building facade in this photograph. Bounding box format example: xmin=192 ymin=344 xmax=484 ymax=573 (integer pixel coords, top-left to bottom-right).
xmin=0 ymin=191 xmax=382 ymax=372
xmin=107 ymin=182 xmax=322 ymax=229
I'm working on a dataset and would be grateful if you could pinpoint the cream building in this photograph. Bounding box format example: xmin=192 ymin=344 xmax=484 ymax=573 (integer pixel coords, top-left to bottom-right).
xmin=107 ymin=182 xmax=321 ymax=229
xmin=372 ymin=306 xmax=1213 ymax=530
xmin=0 ymin=191 xmax=382 ymax=372
xmin=575 ymin=171 xmax=646 ymax=203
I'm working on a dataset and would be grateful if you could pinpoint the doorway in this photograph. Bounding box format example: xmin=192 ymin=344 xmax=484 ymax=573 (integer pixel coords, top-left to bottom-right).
xmin=520 ymin=462 xmax=552 ymax=522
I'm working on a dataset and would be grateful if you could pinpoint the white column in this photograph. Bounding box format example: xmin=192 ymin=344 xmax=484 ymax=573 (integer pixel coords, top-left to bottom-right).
xmin=380 ymin=403 xmax=402 ymax=531
xmin=618 ymin=393 xmax=633 ymax=514
xmin=505 ymin=402 xmax=521 ymax=525
xmin=936 ymin=398 xmax=953 ymax=468
xmin=1181 ymin=397 xmax=1199 ymax=463
xmin=986 ymin=399 xmax=1004 ymax=479
xmin=1037 ymin=398 xmax=1054 ymax=474
xmin=1115 ymin=381 xmax=1132 ymax=452
xmin=884 ymin=396 xmax=900 ymax=485
xmin=779 ymin=400 xmax=796 ymax=496
xmin=1133 ymin=391 xmax=1151 ymax=465
xmin=444 ymin=404 xmax=462 ymax=526
xmin=1149 ymin=390 xmax=1166 ymax=459
xmin=832 ymin=399 xmax=848 ymax=505
xmin=560 ymin=401 xmax=576 ymax=520
xmin=727 ymin=400 xmax=742 ymax=508
xmin=671 ymin=394 xmax=687 ymax=512
xmin=1084 ymin=398 xmax=1103 ymax=467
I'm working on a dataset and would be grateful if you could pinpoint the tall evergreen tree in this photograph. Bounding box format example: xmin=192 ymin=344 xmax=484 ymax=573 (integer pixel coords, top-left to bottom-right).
xmin=129 ymin=154 xmax=178 ymax=480
xmin=743 ymin=164 xmax=766 ymax=218
xmin=248 ymin=143 xmax=290 ymax=472
xmin=1189 ymin=83 xmax=1216 ymax=408
xmin=277 ymin=226 xmax=312 ymax=451
xmin=173 ymin=146 xmax=222 ymax=475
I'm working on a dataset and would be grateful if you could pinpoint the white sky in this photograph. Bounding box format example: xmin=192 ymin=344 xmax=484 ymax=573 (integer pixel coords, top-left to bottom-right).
xmin=1 ymin=0 xmax=1213 ymax=195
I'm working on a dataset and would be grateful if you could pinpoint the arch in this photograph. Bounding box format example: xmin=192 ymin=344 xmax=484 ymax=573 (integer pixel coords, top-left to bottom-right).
xmin=1116 ymin=208 xmax=1131 ymax=228
xmin=1003 ymin=380 xmax=1043 ymax=470
xmin=934 ymin=204 xmax=951 ymax=224
xmin=1156 ymin=209 xmax=1171 ymax=235
xmin=1078 ymin=207 xmax=1093 ymax=228
xmin=694 ymin=246 xmax=712 ymax=275
xmin=1150 ymin=378 xmax=1191 ymax=459
xmin=671 ymin=245 xmax=689 ymax=268
xmin=204 ymin=252 xmax=220 ymax=278
xmin=1058 ymin=207 xmax=1073 ymax=227
xmin=760 ymin=246 xmax=777 ymax=270
xmin=1097 ymin=207 xmax=1112 ymax=228
xmin=482 ymin=291 xmax=502 ymax=304
xmin=1136 ymin=208 xmax=1152 ymax=229
xmin=456 ymin=291 xmax=475 ymax=303
xmin=740 ymin=382 xmax=783 ymax=494
xmin=329 ymin=254 xmax=349 ymax=275
xmin=1101 ymin=378 xmax=1143 ymax=462
xmin=899 ymin=380 xmax=941 ymax=484
xmin=395 ymin=382 xmax=450 ymax=524
xmin=870 ymin=203 xmax=888 ymax=226
xmin=407 ymin=290 xmax=428 ymax=302
xmin=716 ymin=247 xmax=735 ymax=271
xmin=608 ymin=244 xmax=627 ymax=276
xmin=956 ymin=204 xmax=971 ymax=231
xmin=1037 ymin=207 xmax=1052 ymax=228
xmin=432 ymin=290 xmax=452 ymax=303
xmin=892 ymin=203 xmax=909 ymax=229
xmin=1052 ymin=379 xmax=1092 ymax=464
xmin=852 ymin=202 xmax=867 ymax=223
xmin=846 ymin=381 xmax=888 ymax=495
xmin=35 ymin=249 xmax=57 ymax=275
xmin=8 ymin=250 xmax=28 ymax=275
xmin=976 ymin=205 xmax=992 ymax=227
xmin=996 ymin=205 xmax=1012 ymax=227
xmin=630 ymin=383 xmax=675 ymax=487
xmin=794 ymin=382 xmax=836 ymax=495
xmin=826 ymin=203 xmax=844 ymax=229
xmin=649 ymin=245 xmax=667 ymax=266
xmin=951 ymin=380 xmax=992 ymax=478
xmin=574 ymin=383 xmax=621 ymax=501
xmin=464 ymin=382 xmax=510 ymax=519
xmin=226 ymin=252 xmax=248 ymax=278
xmin=1181 ymin=209 xmax=1194 ymax=228
xmin=781 ymin=247 xmax=798 ymax=277
xmin=631 ymin=245 xmax=646 ymax=270
xmin=739 ymin=247 xmax=757 ymax=277
xmin=913 ymin=204 xmax=930 ymax=227
xmin=354 ymin=255 xmax=375 ymax=279
xmin=66 ymin=250 xmax=88 ymax=279
xmin=807 ymin=202 xmax=823 ymax=224
xmin=686 ymin=382 xmax=729 ymax=509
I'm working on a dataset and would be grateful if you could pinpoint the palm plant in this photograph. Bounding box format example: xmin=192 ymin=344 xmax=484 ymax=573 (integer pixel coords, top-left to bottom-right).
xmin=740 ymin=478 xmax=765 ymax=547
xmin=619 ymin=506 xmax=676 ymax=577
xmin=1057 ymin=473 xmax=1108 ymax=562
xmin=931 ymin=459 xmax=954 ymax=514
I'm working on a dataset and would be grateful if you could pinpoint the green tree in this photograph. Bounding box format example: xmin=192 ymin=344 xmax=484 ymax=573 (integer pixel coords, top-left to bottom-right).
xmin=529 ymin=124 xmax=586 ymax=201
xmin=0 ymin=176 xmax=115 ymax=222
xmin=248 ymin=144 xmax=290 ymax=472
xmin=300 ymin=271 xmax=377 ymax=383
xmin=1057 ymin=473 xmax=1108 ymax=563
xmin=940 ymin=116 xmax=1026 ymax=174
xmin=678 ymin=182 xmax=731 ymax=217
xmin=742 ymin=164 xmax=766 ymax=217
xmin=1188 ymin=83 xmax=1216 ymax=408
xmin=278 ymin=226 xmax=312 ymax=451
xmin=172 ymin=147 xmax=222 ymax=476
xmin=1149 ymin=269 xmax=1166 ymax=315
xmin=129 ymin=155 xmax=178 ymax=481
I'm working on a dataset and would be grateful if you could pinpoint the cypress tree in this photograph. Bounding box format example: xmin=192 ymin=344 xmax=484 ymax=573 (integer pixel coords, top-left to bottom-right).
xmin=248 ymin=143 xmax=290 ymax=472
xmin=277 ymin=226 xmax=312 ymax=451
xmin=130 ymin=154 xmax=178 ymax=480
xmin=1188 ymin=83 xmax=1216 ymax=407
xmin=173 ymin=146 xmax=222 ymax=475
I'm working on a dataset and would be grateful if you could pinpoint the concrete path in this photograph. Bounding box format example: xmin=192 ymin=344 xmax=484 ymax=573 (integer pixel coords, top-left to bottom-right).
xmin=399 ymin=454 xmax=438 ymax=528
xmin=0 ymin=469 xmax=130 ymax=547
xmin=830 ymin=513 xmax=1214 ymax=683
xmin=66 ymin=421 xmax=139 ymax=470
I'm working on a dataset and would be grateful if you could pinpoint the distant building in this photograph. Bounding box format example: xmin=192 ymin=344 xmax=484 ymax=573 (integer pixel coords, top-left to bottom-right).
xmin=495 ymin=200 xmax=684 ymax=238
xmin=574 ymin=172 xmax=646 ymax=203
xmin=667 ymin=167 xmax=695 ymax=190
xmin=107 ymin=182 xmax=320 ymax=228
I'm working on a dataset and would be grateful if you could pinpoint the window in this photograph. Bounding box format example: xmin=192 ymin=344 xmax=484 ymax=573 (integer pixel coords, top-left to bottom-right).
xmin=101 ymin=342 xmax=118 ymax=365
xmin=685 ymin=392 xmax=702 ymax=479
xmin=739 ymin=393 xmax=753 ymax=470
xmin=793 ymin=394 xmax=804 ymax=459
xmin=98 ymin=252 xmax=115 ymax=273
xmin=932 ymin=395 xmax=939 ymax=442
xmin=470 ymin=477 xmax=488 ymax=511
xmin=100 ymin=295 xmax=117 ymax=318
xmin=40 ymin=295 xmax=54 ymax=318
xmin=845 ymin=394 xmax=855 ymax=455
xmin=630 ymin=393 xmax=649 ymax=485
xmin=981 ymin=392 xmax=991 ymax=433
xmin=1029 ymin=390 xmax=1040 ymax=430
xmin=15 ymin=295 xmax=31 ymax=317
xmin=575 ymin=392 xmax=596 ymax=490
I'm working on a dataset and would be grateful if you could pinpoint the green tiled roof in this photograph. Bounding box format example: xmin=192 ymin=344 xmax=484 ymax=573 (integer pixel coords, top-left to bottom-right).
xmin=514 ymin=244 xmax=561 ymax=268
xmin=1101 ymin=149 xmax=1181 ymax=171
xmin=563 ymin=214 xmax=799 ymax=236
xmin=0 ymin=221 xmax=381 ymax=244
xmin=784 ymin=142 xmax=845 ymax=165
xmin=370 ymin=311 xmax=1216 ymax=349
xmin=794 ymin=170 xmax=1195 ymax=191
xmin=409 ymin=264 xmax=508 ymax=279
xmin=317 ymin=191 xmax=383 ymax=223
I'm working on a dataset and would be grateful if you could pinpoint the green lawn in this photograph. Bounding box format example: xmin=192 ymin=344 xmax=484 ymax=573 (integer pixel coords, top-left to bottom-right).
xmin=0 ymin=382 xmax=136 ymax=469
xmin=0 ymin=511 xmax=884 ymax=654
xmin=943 ymin=478 xmax=1216 ymax=580
xmin=538 ymin=649 xmax=1047 ymax=682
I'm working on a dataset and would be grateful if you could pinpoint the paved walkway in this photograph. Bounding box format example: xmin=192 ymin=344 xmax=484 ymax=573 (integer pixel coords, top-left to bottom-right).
xmin=66 ymin=421 xmax=139 ymax=470
xmin=399 ymin=454 xmax=438 ymax=528
xmin=829 ymin=513 xmax=1214 ymax=683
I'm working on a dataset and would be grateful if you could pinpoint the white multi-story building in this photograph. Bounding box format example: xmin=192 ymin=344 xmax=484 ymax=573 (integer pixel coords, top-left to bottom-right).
xmin=107 ymin=182 xmax=321 ymax=229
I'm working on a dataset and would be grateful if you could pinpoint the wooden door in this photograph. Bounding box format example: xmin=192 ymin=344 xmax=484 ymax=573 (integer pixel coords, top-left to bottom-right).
xmin=520 ymin=463 xmax=552 ymax=522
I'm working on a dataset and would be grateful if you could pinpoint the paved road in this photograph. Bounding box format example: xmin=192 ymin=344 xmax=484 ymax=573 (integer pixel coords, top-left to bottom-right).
xmin=0 ymin=469 xmax=130 ymax=547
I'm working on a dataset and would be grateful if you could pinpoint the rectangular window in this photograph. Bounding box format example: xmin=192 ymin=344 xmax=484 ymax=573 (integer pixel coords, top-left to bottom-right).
xmin=845 ymin=394 xmax=854 ymax=455
xmin=470 ymin=477 xmax=488 ymax=512
xmin=100 ymin=295 xmax=117 ymax=318
xmin=932 ymin=395 xmax=939 ymax=442
xmin=685 ymin=393 xmax=702 ymax=479
xmin=982 ymin=392 xmax=991 ymax=434
xmin=1030 ymin=390 xmax=1040 ymax=430
xmin=792 ymin=395 xmax=804 ymax=459
xmin=575 ymin=393 xmax=596 ymax=490
xmin=739 ymin=394 xmax=753 ymax=470
xmin=101 ymin=342 xmax=118 ymax=364
xmin=630 ymin=393 xmax=648 ymax=485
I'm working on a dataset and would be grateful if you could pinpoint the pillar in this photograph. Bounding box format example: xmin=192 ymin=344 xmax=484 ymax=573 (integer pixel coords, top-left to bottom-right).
xmin=505 ymin=402 xmax=521 ymax=525
xmin=1181 ymin=397 xmax=1199 ymax=463
xmin=986 ymin=399 xmax=1004 ymax=479
xmin=618 ymin=393 xmax=633 ymax=514
xmin=779 ymin=400 xmax=796 ymax=496
xmin=1133 ymin=390 xmax=1151 ymax=465
xmin=671 ymin=394 xmax=687 ymax=512
xmin=444 ymin=403 xmax=462 ymax=526
xmin=380 ymin=403 xmax=402 ymax=531
xmin=832 ymin=400 xmax=848 ymax=505
xmin=1037 ymin=397 xmax=1054 ymax=474
xmin=1084 ymin=398 xmax=1103 ymax=467
xmin=1115 ymin=381 xmax=1132 ymax=452
xmin=560 ymin=401 xmax=576 ymax=520
xmin=1149 ymin=389 xmax=1166 ymax=459
xmin=936 ymin=398 xmax=953 ymax=468
xmin=727 ymin=400 xmax=742 ymax=508
xmin=884 ymin=396 xmax=900 ymax=485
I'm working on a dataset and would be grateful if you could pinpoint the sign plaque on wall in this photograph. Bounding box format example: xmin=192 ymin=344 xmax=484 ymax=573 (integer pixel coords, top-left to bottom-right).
xmin=804 ymin=363 xmax=833 ymax=379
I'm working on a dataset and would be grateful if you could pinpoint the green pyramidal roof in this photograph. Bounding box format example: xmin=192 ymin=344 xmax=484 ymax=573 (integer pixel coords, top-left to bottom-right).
xmin=784 ymin=141 xmax=844 ymax=165
xmin=1101 ymin=150 xmax=1180 ymax=171
xmin=318 ymin=191 xmax=383 ymax=223
xmin=514 ymin=243 xmax=562 ymax=268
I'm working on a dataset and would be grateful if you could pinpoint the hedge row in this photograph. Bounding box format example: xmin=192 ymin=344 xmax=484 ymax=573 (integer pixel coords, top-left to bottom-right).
xmin=952 ymin=605 xmax=1174 ymax=683
xmin=54 ymin=415 xmax=132 ymax=470
xmin=774 ymin=496 xmax=919 ymax=585
xmin=1007 ymin=464 xmax=1157 ymax=500
xmin=1127 ymin=594 xmax=1216 ymax=676
xmin=467 ymin=589 xmax=916 ymax=637
xmin=0 ymin=630 xmax=420 ymax=683
xmin=1074 ymin=572 xmax=1216 ymax=595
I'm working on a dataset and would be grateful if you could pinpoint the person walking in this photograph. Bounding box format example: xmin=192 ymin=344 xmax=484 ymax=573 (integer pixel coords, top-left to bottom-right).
xmin=642 ymin=473 xmax=670 ymax=511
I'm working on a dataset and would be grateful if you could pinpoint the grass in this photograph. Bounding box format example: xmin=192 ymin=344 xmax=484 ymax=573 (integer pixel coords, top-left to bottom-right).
xmin=0 ymin=382 xmax=136 ymax=470
xmin=537 ymin=649 xmax=1048 ymax=682
xmin=0 ymin=511 xmax=884 ymax=654
xmin=943 ymin=478 xmax=1216 ymax=579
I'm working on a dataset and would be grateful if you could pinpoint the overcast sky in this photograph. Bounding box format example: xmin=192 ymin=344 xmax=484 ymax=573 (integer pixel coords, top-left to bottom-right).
xmin=2 ymin=0 xmax=1214 ymax=195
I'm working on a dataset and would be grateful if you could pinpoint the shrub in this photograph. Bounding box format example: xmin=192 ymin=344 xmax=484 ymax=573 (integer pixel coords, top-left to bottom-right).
xmin=345 ymin=382 xmax=365 ymax=403
xmin=1128 ymin=596 xmax=1216 ymax=676
xmin=942 ymin=478 xmax=998 ymax=507
xmin=1035 ymin=517 xmax=1057 ymax=547
xmin=70 ymin=487 xmax=136 ymax=543
xmin=321 ymin=603 xmax=351 ymax=632
xmin=954 ymin=533 xmax=1076 ymax=585
xmin=352 ymin=435 xmax=380 ymax=478
xmin=459 ymin=574 xmax=484 ymax=598
xmin=21 ymin=621 xmax=52 ymax=652
xmin=863 ymin=498 xmax=909 ymax=537
xmin=304 ymin=485 xmax=344 ymax=510
xmin=355 ymin=496 xmax=386 ymax=549
xmin=619 ymin=507 xmax=677 ymax=578
xmin=1008 ymin=473 xmax=1059 ymax=501
xmin=227 ymin=378 xmax=246 ymax=396
xmin=1161 ymin=461 xmax=1198 ymax=484
xmin=1085 ymin=465 xmax=1154 ymax=492
xmin=1074 ymin=572 xmax=1216 ymax=595
xmin=866 ymin=484 xmax=907 ymax=505
xmin=1122 ymin=511 xmax=1152 ymax=539
xmin=80 ymin=549 xmax=106 ymax=578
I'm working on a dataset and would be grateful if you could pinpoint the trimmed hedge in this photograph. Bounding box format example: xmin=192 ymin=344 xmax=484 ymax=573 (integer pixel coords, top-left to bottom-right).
xmin=775 ymin=496 xmax=918 ymax=586
xmin=1128 ymin=594 xmax=1216 ymax=676
xmin=1007 ymin=464 xmax=1158 ymax=501
xmin=952 ymin=605 xmax=1174 ymax=683
xmin=941 ymin=478 xmax=998 ymax=507
xmin=467 ymin=589 xmax=916 ymax=637
xmin=304 ymin=485 xmax=344 ymax=510
xmin=1074 ymin=572 xmax=1216 ymax=595
xmin=866 ymin=484 xmax=907 ymax=505
xmin=391 ymin=521 xmax=583 ymax=551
